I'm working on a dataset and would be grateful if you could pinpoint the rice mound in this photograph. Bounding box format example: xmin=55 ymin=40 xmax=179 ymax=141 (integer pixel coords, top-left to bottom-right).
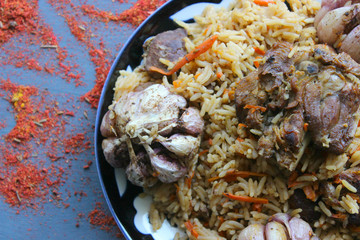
xmin=112 ymin=0 xmax=360 ymax=239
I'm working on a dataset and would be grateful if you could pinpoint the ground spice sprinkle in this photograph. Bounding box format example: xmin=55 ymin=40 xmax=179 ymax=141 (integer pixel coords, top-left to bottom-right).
xmin=0 ymin=0 xmax=166 ymax=238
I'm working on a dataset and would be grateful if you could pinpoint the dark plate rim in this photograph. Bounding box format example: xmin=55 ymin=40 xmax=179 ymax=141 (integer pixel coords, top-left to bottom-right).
xmin=94 ymin=0 xmax=223 ymax=239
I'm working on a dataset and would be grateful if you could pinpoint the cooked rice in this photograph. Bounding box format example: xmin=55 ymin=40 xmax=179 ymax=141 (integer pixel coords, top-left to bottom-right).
xmin=111 ymin=0 xmax=360 ymax=238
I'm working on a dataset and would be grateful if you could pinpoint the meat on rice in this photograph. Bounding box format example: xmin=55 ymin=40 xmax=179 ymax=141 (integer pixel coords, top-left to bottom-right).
xmin=101 ymin=0 xmax=360 ymax=239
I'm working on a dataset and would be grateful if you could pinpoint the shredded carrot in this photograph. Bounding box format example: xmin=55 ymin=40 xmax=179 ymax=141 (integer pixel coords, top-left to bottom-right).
xmin=303 ymin=123 xmax=309 ymax=132
xmin=288 ymin=171 xmax=299 ymax=188
xmin=236 ymin=137 xmax=244 ymax=143
xmin=149 ymin=35 xmax=218 ymax=75
xmin=198 ymin=149 xmax=209 ymax=156
xmin=185 ymin=220 xmax=199 ymax=239
xmin=186 ymin=171 xmax=195 ymax=189
xmin=203 ymin=25 xmax=211 ymax=36
xmin=216 ymin=71 xmax=223 ymax=78
xmin=208 ymin=170 xmax=267 ymax=182
xmin=238 ymin=123 xmax=247 ymax=128
xmin=254 ymin=47 xmax=266 ymax=55
xmin=331 ymin=212 xmax=347 ymax=220
xmin=303 ymin=185 xmax=316 ymax=201
xmin=252 ymin=203 xmax=263 ymax=212
xmin=254 ymin=56 xmax=262 ymax=68
xmin=173 ymin=79 xmax=182 ymax=88
xmin=253 ymin=0 xmax=275 ymax=6
xmin=334 ymin=175 xmax=341 ymax=184
xmin=208 ymin=138 xmax=213 ymax=146
xmin=218 ymin=216 xmax=225 ymax=225
xmin=174 ymin=183 xmax=180 ymax=193
xmin=244 ymin=104 xmax=267 ymax=113
xmin=223 ymin=193 xmax=269 ymax=204
xmin=194 ymin=72 xmax=201 ymax=79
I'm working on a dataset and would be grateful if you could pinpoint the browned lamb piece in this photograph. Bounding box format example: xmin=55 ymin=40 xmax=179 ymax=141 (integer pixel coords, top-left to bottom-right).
xmin=143 ymin=28 xmax=188 ymax=78
xmin=235 ymin=43 xmax=360 ymax=171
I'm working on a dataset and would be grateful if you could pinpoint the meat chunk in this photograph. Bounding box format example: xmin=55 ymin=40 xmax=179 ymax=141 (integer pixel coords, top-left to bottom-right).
xmin=235 ymin=43 xmax=360 ymax=171
xmin=318 ymin=181 xmax=339 ymax=209
xmin=235 ymin=71 xmax=266 ymax=130
xmin=339 ymin=167 xmax=360 ymax=192
xmin=100 ymin=84 xmax=204 ymax=187
xmin=318 ymin=176 xmax=360 ymax=227
xmin=289 ymin=189 xmax=321 ymax=223
xmin=258 ymin=42 xmax=294 ymax=111
xmin=306 ymin=46 xmax=360 ymax=153
xmin=143 ymin=28 xmax=187 ymax=77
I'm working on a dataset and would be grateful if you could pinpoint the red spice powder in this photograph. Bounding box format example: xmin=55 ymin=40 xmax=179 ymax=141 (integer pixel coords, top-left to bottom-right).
xmin=0 ymin=162 xmax=48 ymax=207
xmin=0 ymin=0 xmax=84 ymax=86
xmin=81 ymin=0 xmax=166 ymax=27
xmin=0 ymin=0 xmax=166 ymax=237
xmin=0 ymin=0 xmax=50 ymax=44
xmin=0 ymin=79 xmax=64 ymax=145
xmin=0 ymin=79 xmax=69 ymax=208
xmin=88 ymin=202 xmax=117 ymax=232
xmin=0 ymin=120 xmax=6 ymax=129
xmin=117 ymin=0 xmax=166 ymax=26
xmin=64 ymin=133 xmax=91 ymax=154
xmin=48 ymin=0 xmax=166 ymax=108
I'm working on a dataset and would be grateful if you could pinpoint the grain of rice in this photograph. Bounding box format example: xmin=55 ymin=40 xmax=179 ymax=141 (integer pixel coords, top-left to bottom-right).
xmin=264 ymin=203 xmax=282 ymax=213
xmin=290 ymin=208 xmax=303 ymax=218
xmin=350 ymin=151 xmax=360 ymax=163
xmin=335 ymin=184 xmax=343 ymax=199
xmin=341 ymin=180 xmax=357 ymax=193
xmin=296 ymin=175 xmax=318 ymax=182
xmin=218 ymin=220 xmax=244 ymax=231
xmin=318 ymin=201 xmax=332 ymax=217
xmin=340 ymin=195 xmax=359 ymax=214
xmin=249 ymin=129 xmax=262 ymax=136
xmin=110 ymin=0 xmax=360 ymax=238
